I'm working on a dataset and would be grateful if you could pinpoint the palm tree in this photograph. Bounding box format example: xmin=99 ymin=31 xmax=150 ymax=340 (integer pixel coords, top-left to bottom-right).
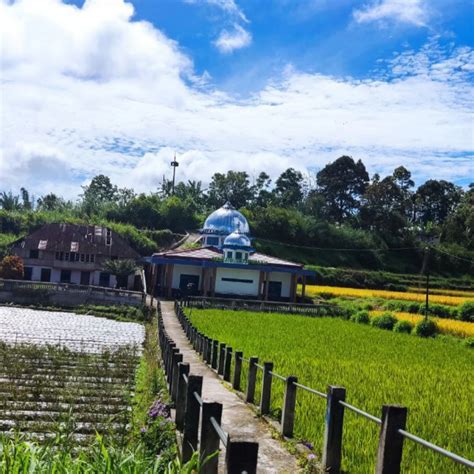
xmin=0 ymin=192 xmax=21 ymax=211
xmin=102 ymin=259 xmax=139 ymax=289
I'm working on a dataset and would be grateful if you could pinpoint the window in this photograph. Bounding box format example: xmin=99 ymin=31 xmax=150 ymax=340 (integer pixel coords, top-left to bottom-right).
xmin=38 ymin=240 xmax=48 ymax=250
xmin=206 ymin=236 xmax=219 ymax=246
xmin=86 ymin=254 xmax=90 ymax=263
xmin=226 ymin=251 xmax=233 ymax=259
xmin=235 ymin=252 xmax=242 ymax=261
xmin=243 ymin=253 xmax=249 ymax=262
xmin=29 ymin=249 xmax=39 ymax=259
xmin=64 ymin=252 xmax=70 ymax=262
xmin=106 ymin=228 xmax=112 ymax=246
xmin=70 ymin=242 xmax=79 ymax=252
xmin=40 ymin=268 xmax=51 ymax=282
xmin=24 ymin=267 xmax=33 ymax=280
xmin=221 ymin=277 xmax=253 ymax=284
xmin=90 ymin=254 xmax=95 ymax=263
xmin=60 ymin=270 xmax=71 ymax=283
xmin=80 ymin=253 xmax=85 ymax=262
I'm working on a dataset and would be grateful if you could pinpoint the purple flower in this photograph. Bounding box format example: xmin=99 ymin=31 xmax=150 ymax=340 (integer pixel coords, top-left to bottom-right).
xmin=304 ymin=441 xmax=314 ymax=450
xmin=307 ymin=454 xmax=316 ymax=460
xmin=140 ymin=427 xmax=147 ymax=433
xmin=148 ymin=400 xmax=171 ymax=419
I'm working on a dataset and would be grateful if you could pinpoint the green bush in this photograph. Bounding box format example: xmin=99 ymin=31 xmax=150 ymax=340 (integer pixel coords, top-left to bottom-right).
xmin=393 ymin=320 xmax=413 ymax=334
xmin=414 ymin=318 xmax=438 ymax=338
xmin=371 ymin=312 xmax=397 ymax=330
xmin=462 ymin=337 xmax=474 ymax=348
xmin=458 ymin=301 xmax=474 ymax=322
xmin=351 ymin=310 xmax=370 ymax=324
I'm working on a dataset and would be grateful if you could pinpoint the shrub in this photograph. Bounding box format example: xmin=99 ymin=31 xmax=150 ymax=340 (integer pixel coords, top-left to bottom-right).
xmin=428 ymin=304 xmax=451 ymax=319
xmin=371 ymin=312 xmax=397 ymax=330
xmin=351 ymin=311 xmax=370 ymax=324
xmin=414 ymin=318 xmax=438 ymax=338
xmin=458 ymin=302 xmax=474 ymax=322
xmin=0 ymin=255 xmax=24 ymax=279
xmin=462 ymin=337 xmax=474 ymax=348
xmin=393 ymin=320 xmax=413 ymax=334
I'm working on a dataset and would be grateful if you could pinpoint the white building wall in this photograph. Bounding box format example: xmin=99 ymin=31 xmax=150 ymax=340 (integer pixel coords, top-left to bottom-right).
xmin=215 ymin=267 xmax=259 ymax=296
xmin=268 ymin=271 xmax=292 ymax=298
xmin=171 ymin=264 xmax=202 ymax=289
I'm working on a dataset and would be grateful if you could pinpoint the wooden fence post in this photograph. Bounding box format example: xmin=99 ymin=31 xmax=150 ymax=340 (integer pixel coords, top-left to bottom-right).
xmin=211 ymin=340 xmax=218 ymax=370
xmin=200 ymin=402 xmax=223 ymax=474
xmin=233 ymin=351 xmax=243 ymax=391
xmin=246 ymin=357 xmax=259 ymax=403
xmin=281 ymin=376 xmax=298 ymax=437
xmin=182 ymin=375 xmax=203 ymax=463
xmin=168 ymin=347 xmax=179 ymax=386
xmin=175 ymin=362 xmax=190 ymax=431
xmin=226 ymin=440 xmax=259 ymax=474
xmin=375 ymin=405 xmax=407 ymax=474
xmin=322 ymin=385 xmax=346 ymax=473
xmin=206 ymin=337 xmax=212 ymax=364
xmin=171 ymin=352 xmax=183 ymax=403
xmin=218 ymin=343 xmax=226 ymax=376
xmin=224 ymin=347 xmax=232 ymax=382
xmin=260 ymin=362 xmax=273 ymax=415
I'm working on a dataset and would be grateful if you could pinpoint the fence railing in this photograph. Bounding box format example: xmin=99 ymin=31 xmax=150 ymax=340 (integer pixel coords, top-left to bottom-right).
xmin=174 ymin=301 xmax=474 ymax=473
xmin=157 ymin=305 xmax=259 ymax=473
xmin=184 ymin=296 xmax=340 ymax=317
xmin=0 ymin=278 xmax=145 ymax=304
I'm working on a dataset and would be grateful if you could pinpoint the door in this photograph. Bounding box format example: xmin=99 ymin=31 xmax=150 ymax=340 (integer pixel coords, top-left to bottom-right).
xmin=24 ymin=267 xmax=33 ymax=280
xmin=268 ymin=281 xmax=282 ymax=300
xmin=179 ymin=274 xmax=200 ymax=295
xmin=99 ymin=272 xmax=111 ymax=287
xmin=80 ymin=271 xmax=90 ymax=286
xmin=60 ymin=270 xmax=71 ymax=283
xmin=40 ymin=268 xmax=51 ymax=282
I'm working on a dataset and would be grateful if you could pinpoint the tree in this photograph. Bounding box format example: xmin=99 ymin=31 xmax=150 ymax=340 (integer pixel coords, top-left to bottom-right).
xmin=414 ymin=180 xmax=463 ymax=225
xmin=274 ymin=168 xmax=304 ymax=208
xmin=102 ymin=259 xmax=138 ymax=289
xmin=0 ymin=192 xmax=21 ymax=211
xmin=253 ymin=172 xmax=273 ymax=208
xmin=20 ymin=188 xmax=33 ymax=210
xmin=317 ymin=156 xmax=369 ymax=222
xmin=207 ymin=171 xmax=253 ymax=209
xmin=0 ymin=255 xmax=24 ymax=279
xmin=81 ymin=175 xmax=118 ymax=215
xmin=37 ymin=193 xmax=66 ymax=211
xmin=174 ymin=180 xmax=205 ymax=207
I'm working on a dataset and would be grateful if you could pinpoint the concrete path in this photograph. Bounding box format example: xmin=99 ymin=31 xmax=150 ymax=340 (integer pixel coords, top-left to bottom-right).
xmin=160 ymin=301 xmax=300 ymax=473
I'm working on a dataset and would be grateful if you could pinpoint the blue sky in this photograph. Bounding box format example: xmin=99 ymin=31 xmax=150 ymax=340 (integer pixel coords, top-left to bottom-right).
xmin=1 ymin=0 xmax=473 ymax=197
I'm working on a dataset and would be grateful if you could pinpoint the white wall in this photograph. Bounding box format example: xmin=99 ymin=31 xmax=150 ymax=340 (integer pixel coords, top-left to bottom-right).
xmin=171 ymin=264 xmax=202 ymax=289
xmin=215 ymin=267 xmax=259 ymax=296
xmin=268 ymin=271 xmax=292 ymax=298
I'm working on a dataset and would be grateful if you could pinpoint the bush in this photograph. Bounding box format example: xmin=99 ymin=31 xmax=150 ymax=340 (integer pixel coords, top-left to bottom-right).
xmin=371 ymin=312 xmax=397 ymax=330
xmin=414 ymin=318 xmax=438 ymax=338
xmin=462 ymin=337 xmax=474 ymax=348
xmin=351 ymin=311 xmax=370 ymax=324
xmin=0 ymin=255 xmax=24 ymax=279
xmin=393 ymin=320 xmax=413 ymax=334
xmin=458 ymin=302 xmax=474 ymax=322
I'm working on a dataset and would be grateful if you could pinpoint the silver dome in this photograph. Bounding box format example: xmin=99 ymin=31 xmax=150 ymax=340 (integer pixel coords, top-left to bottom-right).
xmin=202 ymin=202 xmax=250 ymax=235
xmin=223 ymin=229 xmax=252 ymax=248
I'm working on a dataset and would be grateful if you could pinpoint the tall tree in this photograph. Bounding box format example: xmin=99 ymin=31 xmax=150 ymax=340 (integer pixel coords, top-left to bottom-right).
xmin=316 ymin=156 xmax=369 ymax=222
xmin=274 ymin=168 xmax=304 ymax=208
xmin=37 ymin=193 xmax=66 ymax=211
xmin=414 ymin=180 xmax=462 ymax=225
xmin=253 ymin=172 xmax=273 ymax=208
xmin=207 ymin=171 xmax=253 ymax=209
xmin=20 ymin=188 xmax=32 ymax=210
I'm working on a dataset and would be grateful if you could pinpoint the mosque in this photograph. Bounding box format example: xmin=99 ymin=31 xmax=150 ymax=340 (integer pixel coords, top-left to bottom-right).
xmin=147 ymin=202 xmax=314 ymax=301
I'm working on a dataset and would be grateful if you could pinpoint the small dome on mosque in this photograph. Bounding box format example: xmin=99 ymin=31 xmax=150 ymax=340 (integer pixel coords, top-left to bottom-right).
xmin=202 ymin=202 xmax=250 ymax=236
xmin=223 ymin=228 xmax=252 ymax=249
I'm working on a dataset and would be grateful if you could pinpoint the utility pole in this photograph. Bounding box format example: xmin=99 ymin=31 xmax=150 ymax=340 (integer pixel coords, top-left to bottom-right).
xmin=423 ymin=246 xmax=430 ymax=320
xmin=171 ymin=153 xmax=179 ymax=195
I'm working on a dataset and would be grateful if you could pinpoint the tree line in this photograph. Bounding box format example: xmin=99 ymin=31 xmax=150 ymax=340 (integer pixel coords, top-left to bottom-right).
xmin=0 ymin=156 xmax=472 ymax=273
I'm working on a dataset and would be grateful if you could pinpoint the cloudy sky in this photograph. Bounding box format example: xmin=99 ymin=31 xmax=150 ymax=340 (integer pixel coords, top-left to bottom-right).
xmin=1 ymin=0 xmax=473 ymax=198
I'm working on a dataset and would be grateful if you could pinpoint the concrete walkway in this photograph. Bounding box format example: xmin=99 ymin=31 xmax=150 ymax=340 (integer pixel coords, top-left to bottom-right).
xmin=160 ymin=301 xmax=300 ymax=473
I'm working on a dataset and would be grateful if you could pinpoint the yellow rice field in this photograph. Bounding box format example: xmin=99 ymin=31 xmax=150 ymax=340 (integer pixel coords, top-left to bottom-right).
xmin=408 ymin=287 xmax=474 ymax=298
xmin=304 ymin=285 xmax=473 ymax=306
xmin=369 ymin=310 xmax=474 ymax=338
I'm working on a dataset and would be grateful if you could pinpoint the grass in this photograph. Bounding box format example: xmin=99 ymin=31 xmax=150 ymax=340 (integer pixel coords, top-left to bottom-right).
xmin=304 ymin=284 xmax=473 ymax=306
xmin=186 ymin=308 xmax=473 ymax=474
xmin=369 ymin=311 xmax=474 ymax=338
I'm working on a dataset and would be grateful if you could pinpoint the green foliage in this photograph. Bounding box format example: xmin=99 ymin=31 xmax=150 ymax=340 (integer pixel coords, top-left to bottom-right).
xmin=462 ymin=337 xmax=474 ymax=348
xmin=187 ymin=308 xmax=474 ymax=473
xmin=414 ymin=318 xmax=438 ymax=337
xmin=0 ymin=255 xmax=24 ymax=279
xmin=393 ymin=320 xmax=414 ymax=334
xmin=103 ymin=258 xmax=138 ymax=288
xmin=371 ymin=312 xmax=397 ymax=330
xmin=350 ymin=310 xmax=370 ymax=324
xmin=459 ymin=301 xmax=474 ymax=322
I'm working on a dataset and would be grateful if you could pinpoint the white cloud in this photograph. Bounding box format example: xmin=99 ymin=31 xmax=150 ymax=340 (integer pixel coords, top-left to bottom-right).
xmin=353 ymin=0 xmax=428 ymax=26
xmin=1 ymin=0 xmax=472 ymax=199
xmin=184 ymin=0 xmax=248 ymax=23
xmin=213 ymin=23 xmax=252 ymax=53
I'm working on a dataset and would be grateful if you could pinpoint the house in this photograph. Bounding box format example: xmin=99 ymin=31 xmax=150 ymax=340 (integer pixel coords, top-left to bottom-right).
xmin=10 ymin=223 xmax=141 ymax=289
xmin=146 ymin=202 xmax=315 ymax=301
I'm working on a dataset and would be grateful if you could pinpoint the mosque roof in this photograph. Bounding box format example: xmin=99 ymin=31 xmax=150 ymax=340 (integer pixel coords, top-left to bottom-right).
xmin=202 ymin=202 xmax=250 ymax=235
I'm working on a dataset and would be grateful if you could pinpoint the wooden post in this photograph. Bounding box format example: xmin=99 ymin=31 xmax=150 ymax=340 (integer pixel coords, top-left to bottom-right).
xmin=211 ymin=267 xmax=217 ymax=296
xmin=171 ymin=352 xmax=183 ymax=403
xmin=226 ymin=440 xmax=259 ymax=474
xmin=322 ymin=385 xmax=346 ymax=473
xmin=218 ymin=343 xmax=226 ymax=376
xmin=200 ymin=402 xmax=223 ymax=474
xmin=281 ymin=376 xmax=298 ymax=437
xmin=211 ymin=340 xmax=218 ymax=370
xmin=175 ymin=362 xmax=190 ymax=431
xmin=224 ymin=346 xmax=232 ymax=382
xmin=258 ymin=271 xmax=264 ymax=300
xmin=376 ymin=405 xmax=408 ymax=474
xmin=302 ymin=274 xmax=306 ymax=299
xmin=246 ymin=357 xmax=258 ymax=403
xmin=264 ymin=272 xmax=269 ymax=301
xmin=233 ymin=351 xmax=243 ymax=391
xmin=182 ymin=375 xmax=203 ymax=463
xmin=260 ymin=362 xmax=273 ymax=415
